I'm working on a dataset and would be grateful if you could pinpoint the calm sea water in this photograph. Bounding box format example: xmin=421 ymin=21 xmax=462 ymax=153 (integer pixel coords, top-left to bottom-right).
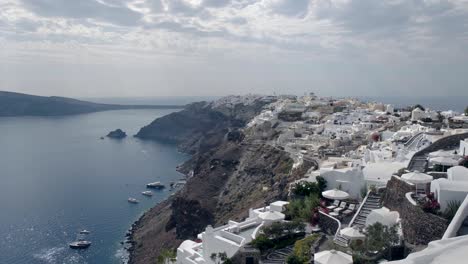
xmin=0 ymin=109 xmax=188 ymax=264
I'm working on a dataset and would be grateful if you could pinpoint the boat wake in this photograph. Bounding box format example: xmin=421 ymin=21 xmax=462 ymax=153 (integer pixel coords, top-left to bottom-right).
xmin=33 ymin=246 xmax=87 ymax=264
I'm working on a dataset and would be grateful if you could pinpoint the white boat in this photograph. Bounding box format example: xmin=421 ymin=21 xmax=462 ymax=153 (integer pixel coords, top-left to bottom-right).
xmin=79 ymin=229 xmax=90 ymax=235
xmin=128 ymin=198 xmax=139 ymax=204
xmin=141 ymin=191 xmax=153 ymax=197
xmin=146 ymin=181 xmax=165 ymax=189
xmin=69 ymin=240 xmax=91 ymax=249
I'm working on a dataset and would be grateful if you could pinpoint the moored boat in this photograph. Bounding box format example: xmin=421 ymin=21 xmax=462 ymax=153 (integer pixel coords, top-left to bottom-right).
xmin=146 ymin=181 xmax=165 ymax=189
xmin=79 ymin=229 xmax=90 ymax=234
xmin=69 ymin=240 xmax=91 ymax=249
xmin=141 ymin=191 xmax=153 ymax=197
xmin=128 ymin=197 xmax=139 ymax=204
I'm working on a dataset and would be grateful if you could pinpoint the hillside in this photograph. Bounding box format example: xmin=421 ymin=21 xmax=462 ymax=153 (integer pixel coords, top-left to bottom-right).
xmin=0 ymin=91 xmax=183 ymax=116
xmin=129 ymin=96 xmax=313 ymax=264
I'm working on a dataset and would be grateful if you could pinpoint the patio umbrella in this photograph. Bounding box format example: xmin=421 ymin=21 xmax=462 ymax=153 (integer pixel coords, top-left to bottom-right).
xmin=314 ymin=250 xmax=353 ymax=264
xmin=340 ymin=227 xmax=365 ymax=240
xmin=428 ymin=150 xmax=455 ymax=158
xmin=430 ymin=157 xmax=459 ymax=166
xmin=322 ymin=189 xmax=350 ymax=200
xmin=401 ymin=171 xmax=433 ymax=184
xmin=365 ymin=207 xmax=399 ymax=227
xmin=258 ymin=210 xmax=285 ymax=222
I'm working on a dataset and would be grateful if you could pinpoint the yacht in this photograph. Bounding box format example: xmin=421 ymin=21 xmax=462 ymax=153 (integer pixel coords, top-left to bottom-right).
xmin=79 ymin=230 xmax=90 ymax=235
xmin=128 ymin=198 xmax=139 ymax=204
xmin=69 ymin=240 xmax=91 ymax=249
xmin=141 ymin=191 xmax=153 ymax=197
xmin=146 ymin=181 xmax=165 ymax=189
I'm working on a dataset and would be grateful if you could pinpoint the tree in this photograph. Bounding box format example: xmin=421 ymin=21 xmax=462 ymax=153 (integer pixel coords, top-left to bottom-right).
xmin=157 ymin=249 xmax=176 ymax=264
xmin=316 ymin=176 xmax=327 ymax=193
xmin=413 ymin=104 xmax=425 ymax=111
xmin=210 ymin=252 xmax=231 ymax=264
xmin=465 ymin=106 xmax=468 ymax=116
xmin=362 ymin=223 xmax=399 ymax=257
xmin=286 ymin=254 xmax=303 ymax=264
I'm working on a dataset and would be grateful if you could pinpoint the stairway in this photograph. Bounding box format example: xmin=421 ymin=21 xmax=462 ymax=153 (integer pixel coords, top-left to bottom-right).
xmin=350 ymin=193 xmax=382 ymax=229
xmin=263 ymin=246 xmax=293 ymax=264
xmin=333 ymin=233 xmax=350 ymax=247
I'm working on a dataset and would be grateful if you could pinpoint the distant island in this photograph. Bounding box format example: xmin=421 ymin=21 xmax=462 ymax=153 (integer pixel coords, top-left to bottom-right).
xmin=0 ymin=91 xmax=184 ymax=117
xmin=107 ymin=129 xmax=127 ymax=139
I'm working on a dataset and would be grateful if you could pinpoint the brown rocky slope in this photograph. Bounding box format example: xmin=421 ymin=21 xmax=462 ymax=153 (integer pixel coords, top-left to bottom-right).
xmin=129 ymin=99 xmax=312 ymax=264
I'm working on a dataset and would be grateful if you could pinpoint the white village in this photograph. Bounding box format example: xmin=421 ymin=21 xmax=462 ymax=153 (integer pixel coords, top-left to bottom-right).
xmin=175 ymin=94 xmax=468 ymax=264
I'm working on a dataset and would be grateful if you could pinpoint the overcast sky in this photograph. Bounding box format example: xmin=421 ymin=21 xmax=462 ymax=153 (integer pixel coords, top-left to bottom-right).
xmin=1 ymin=0 xmax=468 ymax=98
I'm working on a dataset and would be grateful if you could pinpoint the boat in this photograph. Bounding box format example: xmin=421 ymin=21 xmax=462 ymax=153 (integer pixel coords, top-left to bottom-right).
xmin=69 ymin=240 xmax=91 ymax=249
xmin=79 ymin=229 xmax=90 ymax=234
xmin=141 ymin=191 xmax=153 ymax=197
xmin=146 ymin=181 xmax=165 ymax=189
xmin=128 ymin=198 xmax=139 ymax=204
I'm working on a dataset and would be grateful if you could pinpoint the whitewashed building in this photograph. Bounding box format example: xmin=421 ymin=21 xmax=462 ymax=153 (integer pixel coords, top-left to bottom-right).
xmin=176 ymin=201 xmax=288 ymax=264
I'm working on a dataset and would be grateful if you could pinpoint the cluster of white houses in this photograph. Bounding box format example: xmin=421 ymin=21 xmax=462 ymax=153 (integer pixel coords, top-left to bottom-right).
xmin=177 ymin=201 xmax=289 ymax=264
xmin=175 ymin=95 xmax=468 ymax=264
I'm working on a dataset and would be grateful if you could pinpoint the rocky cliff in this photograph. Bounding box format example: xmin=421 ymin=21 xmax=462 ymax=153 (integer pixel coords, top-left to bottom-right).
xmin=129 ymin=98 xmax=313 ymax=264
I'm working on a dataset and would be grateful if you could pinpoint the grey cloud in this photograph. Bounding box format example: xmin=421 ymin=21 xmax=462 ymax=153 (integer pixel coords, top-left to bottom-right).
xmin=269 ymin=0 xmax=310 ymax=17
xmin=203 ymin=0 xmax=232 ymax=8
xmin=20 ymin=0 xmax=142 ymax=26
xmin=314 ymin=0 xmax=456 ymax=35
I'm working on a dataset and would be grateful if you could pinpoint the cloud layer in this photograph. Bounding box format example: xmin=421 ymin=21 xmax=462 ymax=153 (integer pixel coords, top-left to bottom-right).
xmin=1 ymin=0 xmax=468 ymax=97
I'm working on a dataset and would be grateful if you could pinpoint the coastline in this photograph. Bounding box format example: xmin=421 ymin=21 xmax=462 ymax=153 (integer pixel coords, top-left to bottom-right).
xmin=125 ymin=162 xmax=190 ymax=264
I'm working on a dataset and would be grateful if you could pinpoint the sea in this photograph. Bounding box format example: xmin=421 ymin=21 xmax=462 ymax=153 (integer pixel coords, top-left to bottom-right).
xmin=0 ymin=109 xmax=189 ymax=264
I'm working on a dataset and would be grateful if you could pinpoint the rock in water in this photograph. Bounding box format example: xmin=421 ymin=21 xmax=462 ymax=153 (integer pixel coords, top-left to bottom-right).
xmin=107 ymin=129 xmax=127 ymax=139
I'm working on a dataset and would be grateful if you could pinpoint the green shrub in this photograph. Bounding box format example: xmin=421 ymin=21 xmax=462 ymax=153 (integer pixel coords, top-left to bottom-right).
xmin=444 ymin=200 xmax=462 ymax=221
xmin=284 ymin=195 xmax=320 ymax=222
xmin=292 ymin=234 xmax=320 ymax=263
xmin=286 ymin=255 xmax=303 ymax=264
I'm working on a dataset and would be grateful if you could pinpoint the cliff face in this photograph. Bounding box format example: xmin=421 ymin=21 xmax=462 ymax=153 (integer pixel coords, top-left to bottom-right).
xmin=129 ymin=99 xmax=313 ymax=264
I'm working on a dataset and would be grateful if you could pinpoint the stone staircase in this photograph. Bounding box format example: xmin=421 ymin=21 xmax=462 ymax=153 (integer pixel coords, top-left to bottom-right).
xmin=263 ymin=246 xmax=293 ymax=264
xmin=351 ymin=193 xmax=382 ymax=230
xmin=333 ymin=233 xmax=350 ymax=247
xmin=404 ymin=132 xmax=423 ymax=148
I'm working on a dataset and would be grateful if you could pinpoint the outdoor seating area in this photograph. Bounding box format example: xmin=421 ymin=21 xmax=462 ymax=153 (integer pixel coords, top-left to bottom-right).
xmin=322 ymin=189 xmax=359 ymax=221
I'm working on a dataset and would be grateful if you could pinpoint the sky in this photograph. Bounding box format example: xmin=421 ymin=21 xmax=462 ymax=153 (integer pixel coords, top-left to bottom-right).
xmin=1 ymin=0 xmax=468 ymax=98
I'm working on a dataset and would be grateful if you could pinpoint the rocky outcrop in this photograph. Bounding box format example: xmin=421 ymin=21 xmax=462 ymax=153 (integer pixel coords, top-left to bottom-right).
xmin=107 ymin=129 xmax=127 ymax=139
xmin=135 ymin=100 xmax=268 ymax=153
xmin=128 ymin=98 xmax=315 ymax=264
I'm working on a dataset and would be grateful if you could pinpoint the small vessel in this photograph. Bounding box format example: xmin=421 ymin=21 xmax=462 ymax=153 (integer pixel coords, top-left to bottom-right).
xmin=128 ymin=198 xmax=139 ymax=204
xmin=146 ymin=181 xmax=165 ymax=189
xmin=141 ymin=191 xmax=153 ymax=197
xmin=79 ymin=229 xmax=90 ymax=235
xmin=69 ymin=240 xmax=91 ymax=249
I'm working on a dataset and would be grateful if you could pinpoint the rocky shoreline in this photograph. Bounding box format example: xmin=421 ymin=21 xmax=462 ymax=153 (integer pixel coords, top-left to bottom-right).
xmin=125 ymin=97 xmax=313 ymax=264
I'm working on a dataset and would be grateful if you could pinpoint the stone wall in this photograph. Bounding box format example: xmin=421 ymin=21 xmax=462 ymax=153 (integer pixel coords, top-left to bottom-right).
xmin=318 ymin=212 xmax=339 ymax=236
xmin=382 ymin=176 xmax=448 ymax=245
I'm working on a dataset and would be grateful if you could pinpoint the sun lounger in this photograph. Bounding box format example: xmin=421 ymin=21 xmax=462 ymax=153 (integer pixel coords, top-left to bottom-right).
xmin=343 ymin=204 xmax=357 ymax=216
xmin=326 ymin=200 xmax=340 ymax=210
xmin=333 ymin=202 xmax=347 ymax=213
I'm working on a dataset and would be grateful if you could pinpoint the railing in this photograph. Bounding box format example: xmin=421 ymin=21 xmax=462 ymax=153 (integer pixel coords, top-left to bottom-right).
xmin=349 ymin=190 xmax=371 ymax=228
xmin=319 ymin=211 xmax=341 ymax=239
xmin=405 ymin=192 xmax=417 ymax=206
